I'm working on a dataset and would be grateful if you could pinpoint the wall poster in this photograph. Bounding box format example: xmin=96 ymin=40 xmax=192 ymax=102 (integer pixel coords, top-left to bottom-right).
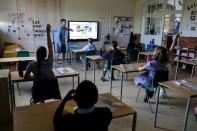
xmin=112 ymin=16 xmax=133 ymax=35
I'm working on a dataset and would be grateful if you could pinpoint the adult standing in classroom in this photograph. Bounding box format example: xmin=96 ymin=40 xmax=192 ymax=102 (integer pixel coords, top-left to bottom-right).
xmin=57 ymin=18 xmax=73 ymax=62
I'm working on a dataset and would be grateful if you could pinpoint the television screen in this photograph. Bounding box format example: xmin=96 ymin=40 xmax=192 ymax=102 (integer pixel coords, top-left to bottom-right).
xmin=68 ymin=21 xmax=99 ymax=41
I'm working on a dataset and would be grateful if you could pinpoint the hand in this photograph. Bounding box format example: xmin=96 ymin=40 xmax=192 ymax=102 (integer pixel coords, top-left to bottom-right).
xmin=64 ymin=89 xmax=75 ymax=100
xmin=70 ymin=29 xmax=73 ymax=32
xmin=46 ymin=24 xmax=51 ymax=32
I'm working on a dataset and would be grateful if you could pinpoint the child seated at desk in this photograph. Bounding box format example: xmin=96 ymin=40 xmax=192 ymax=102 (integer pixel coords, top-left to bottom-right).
xmin=147 ymin=38 xmax=156 ymax=52
xmin=100 ymin=41 xmax=125 ymax=81
xmin=53 ymin=80 xmax=112 ymax=131
xmin=24 ymin=24 xmax=55 ymax=81
xmin=74 ymin=38 xmax=97 ymax=52
xmin=74 ymin=38 xmax=97 ymax=69
xmin=127 ymin=28 xmax=142 ymax=62
xmin=134 ymin=46 xmax=168 ymax=102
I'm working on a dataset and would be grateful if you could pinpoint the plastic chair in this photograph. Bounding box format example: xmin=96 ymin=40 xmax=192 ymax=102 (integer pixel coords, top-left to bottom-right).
xmin=127 ymin=49 xmax=138 ymax=63
xmin=17 ymin=50 xmax=29 ymax=57
xmin=30 ymin=78 xmax=62 ymax=104
xmin=135 ymin=70 xmax=172 ymax=113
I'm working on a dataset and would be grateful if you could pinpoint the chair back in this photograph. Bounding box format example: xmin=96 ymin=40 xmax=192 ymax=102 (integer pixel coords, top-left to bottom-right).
xmin=31 ymin=78 xmax=61 ymax=104
xmin=85 ymin=50 xmax=96 ymax=56
xmin=17 ymin=50 xmax=29 ymax=57
xmin=127 ymin=49 xmax=137 ymax=62
xmin=153 ymin=70 xmax=169 ymax=87
xmin=17 ymin=51 xmax=30 ymax=71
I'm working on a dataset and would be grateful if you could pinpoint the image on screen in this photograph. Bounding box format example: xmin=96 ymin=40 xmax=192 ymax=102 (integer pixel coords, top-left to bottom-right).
xmin=68 ymin=21 xmax=99 ymax=41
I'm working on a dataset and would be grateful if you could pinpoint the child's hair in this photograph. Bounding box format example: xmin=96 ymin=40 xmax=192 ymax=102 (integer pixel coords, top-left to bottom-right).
xmin=133 ymin=35 xmax=137 ymax=41
xmin=88 ymin=38 xmax=93 ymax=44
xmin=112 ymin=41 xmax=118 ymax=49
xmin=36 ymin=46 xmax=47 ymax=74
xmin=153 ymin=46 xmax=168 ymax=63
xmin=60 ymin=18 xmax=66 ymax=23
xmin=74 ymin=80 xmax=98 ymax=108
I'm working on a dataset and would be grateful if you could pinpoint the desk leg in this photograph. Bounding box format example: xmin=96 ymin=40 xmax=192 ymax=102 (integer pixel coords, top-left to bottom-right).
xmin=132 ymin=112 xmax=137 ymax=131
xmin=120 ymin=73 xmax=124 ymax=101
xmin=154 ymin=85 xmax=160 ymax=127
xmin=175 ymin=61 xmax=179 ymax=80
xmin=85 ymin=60 xmax=87 ymax=80
xmin=137 ymin=53 xmax=140 ymax=64
xmin=191 ymin=65 xmax=195 ymax=78
xmin=9 ymin=74 xmax=13 ymax=110
xmin=94 ymin=61 xmax=95 ymax=84
xmin=110 ymin=69 xmax=113 ymax=94
xmin=72 ymin=76 xmax=74 ymax=89
xmin=78 ymin=75 xmax=80 ymax=85
xmin=70 ymin=50 xmax=73 ymax=64
xmin=12 ymin=82 xmax=16 ymax=107
xmin=182 ymin=97 xmax=191 ymax=131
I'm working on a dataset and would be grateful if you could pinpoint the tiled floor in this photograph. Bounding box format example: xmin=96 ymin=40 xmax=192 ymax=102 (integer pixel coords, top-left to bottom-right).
xmin=11 ymin=61 xmax=197 ymax=131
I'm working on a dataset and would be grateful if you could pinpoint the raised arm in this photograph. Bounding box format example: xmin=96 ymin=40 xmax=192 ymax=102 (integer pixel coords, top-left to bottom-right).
xmin=46 ymin=24 xmax=53 ymax=60
xmin=65 ymin=27 xmax=73 ymax=31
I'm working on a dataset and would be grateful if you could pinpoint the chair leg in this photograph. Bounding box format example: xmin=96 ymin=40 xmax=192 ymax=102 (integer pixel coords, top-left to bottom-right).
xmin=136 ymin=86 xmax=142 ymax=102
xmin=148 ymin=100 xmax=154 ymax=113
xmin=163 ymin=88 xmax=173 ymax=110
xmin=17 ymin=82 xmax=21 ymax=96
xmin=30 ymin=97 xmax=33 ymax=105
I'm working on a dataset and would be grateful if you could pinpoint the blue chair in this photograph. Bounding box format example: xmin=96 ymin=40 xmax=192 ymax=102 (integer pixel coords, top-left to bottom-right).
xmin=68 ymin=44 xmax=81 ymax=63
xmin=17 ymin=50 xmax=30 ymax=57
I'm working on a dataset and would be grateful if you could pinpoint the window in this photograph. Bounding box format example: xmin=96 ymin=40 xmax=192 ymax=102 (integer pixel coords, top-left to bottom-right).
xmin=167 ymin=0 xmax=183 ymax=12
xmin=147 ymin=2 xmax=163 ymax=14
xmin=144 ymin=17 xmax=162 ymax=35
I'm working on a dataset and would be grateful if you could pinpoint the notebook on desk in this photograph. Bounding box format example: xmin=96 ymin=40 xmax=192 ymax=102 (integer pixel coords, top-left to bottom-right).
xmin=120 ymin=64 xmax=137 ymax=71
xmin=55 ymin=67 xmax=75 ymax=74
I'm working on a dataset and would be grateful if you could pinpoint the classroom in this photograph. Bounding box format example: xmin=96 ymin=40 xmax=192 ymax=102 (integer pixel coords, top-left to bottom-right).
xmin=0 ymin=0 xmax=197 ymax=131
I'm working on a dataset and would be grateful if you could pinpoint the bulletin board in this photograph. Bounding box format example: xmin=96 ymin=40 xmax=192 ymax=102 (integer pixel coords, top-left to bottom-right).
xmin=112 ymin=16 xmax=133 ymax=35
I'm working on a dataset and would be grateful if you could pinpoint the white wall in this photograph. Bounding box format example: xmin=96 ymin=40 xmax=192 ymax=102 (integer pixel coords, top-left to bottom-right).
xmin=133 ymin=0 xmax=148 ymax=34
xmin=0 ymin=0 xmax=135 ymax=52
xmin=181 ymin=0 xmax=197 ymax=37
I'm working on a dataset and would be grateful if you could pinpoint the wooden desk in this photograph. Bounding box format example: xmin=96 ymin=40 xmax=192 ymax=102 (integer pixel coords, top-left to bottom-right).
xmin=137 ymin=52 xmax=153 ymax=63
xmin=13 ymin=93 xmax=137 ymax=131
xmin=10 ymin=67 xmax=80 ymax=107
xmin=85 ymin=55 xmax=107 ymax=83
xmin=174 ymin=59 xmax=197 ymax=79
xmin=0 ymin=57 xmax=36 ymax=63
xmin=154 ymin=78 xmax=197 ymax=131
xmin=110 ymin=63 xmax=143 ymax=100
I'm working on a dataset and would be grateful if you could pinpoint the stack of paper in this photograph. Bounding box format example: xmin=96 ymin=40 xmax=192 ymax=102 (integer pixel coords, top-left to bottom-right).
xmin=55 ymin=67 xmax=75 ymax=74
